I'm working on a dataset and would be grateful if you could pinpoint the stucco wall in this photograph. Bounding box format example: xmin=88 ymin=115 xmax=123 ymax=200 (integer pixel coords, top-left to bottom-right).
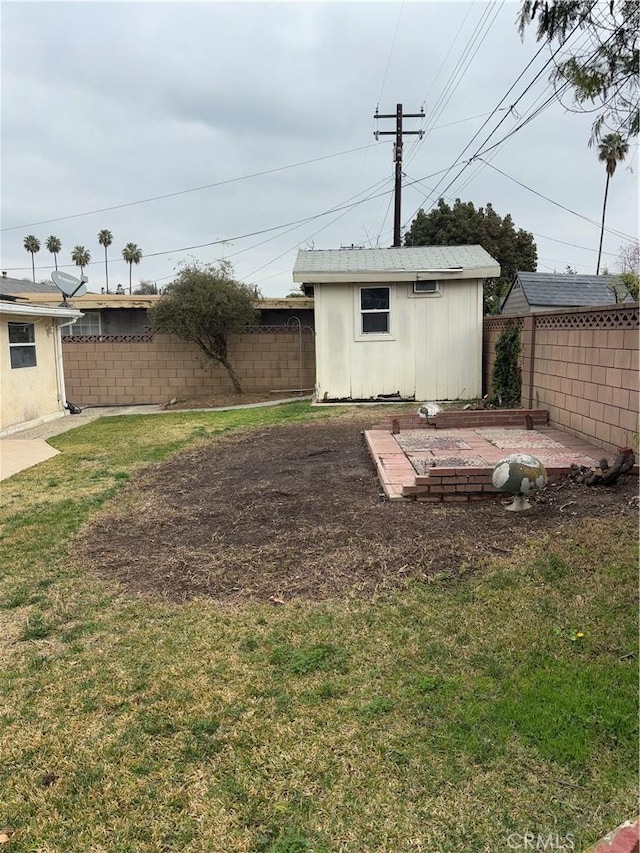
xmin=0 ymin=317 xmax=63 ymax=431
xmin=314 ymin=280 xmax=483 ymax=400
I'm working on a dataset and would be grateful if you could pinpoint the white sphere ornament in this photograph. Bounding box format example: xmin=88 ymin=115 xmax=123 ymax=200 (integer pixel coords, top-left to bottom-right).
xmin=492 ymin=453 xmax=548 ymax=511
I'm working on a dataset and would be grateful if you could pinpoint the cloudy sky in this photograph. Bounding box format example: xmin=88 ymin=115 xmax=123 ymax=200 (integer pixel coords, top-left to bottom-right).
xmin=1 ymin=1 xmax=637 ymax=296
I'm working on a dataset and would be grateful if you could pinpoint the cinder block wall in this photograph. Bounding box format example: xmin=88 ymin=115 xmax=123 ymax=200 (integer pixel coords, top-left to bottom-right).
xmin=63 ymin=329 xmax=316 ymax=406
xmin=483 ymin=304 xmax=639 ymax=454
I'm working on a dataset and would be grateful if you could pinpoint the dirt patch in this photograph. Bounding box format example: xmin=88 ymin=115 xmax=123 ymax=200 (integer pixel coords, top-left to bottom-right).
xmin=77 ymin=414 xmax=638 ymax=604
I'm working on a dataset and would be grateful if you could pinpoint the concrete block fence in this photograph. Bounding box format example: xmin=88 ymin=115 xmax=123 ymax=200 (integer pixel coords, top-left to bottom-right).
xmin=483 ymin=304 xmax=639 ymax=456
xmin=62 ymin=327 xmax=315 ymax=406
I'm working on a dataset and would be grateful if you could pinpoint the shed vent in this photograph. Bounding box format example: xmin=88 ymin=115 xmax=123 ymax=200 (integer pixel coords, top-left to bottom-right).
xmin=413 ymin=281 xmax=440 ymax=294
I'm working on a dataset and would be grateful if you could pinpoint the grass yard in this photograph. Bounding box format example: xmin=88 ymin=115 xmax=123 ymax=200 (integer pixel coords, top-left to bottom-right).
xmin=1 ymin=402 xmax=637 ymax=852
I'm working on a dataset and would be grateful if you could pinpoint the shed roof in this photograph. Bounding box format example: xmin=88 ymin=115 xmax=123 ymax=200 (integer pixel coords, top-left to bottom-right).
xmin=293 ymin=246 xmax=500 ymax=283
xmin=507 ymin=271 xmax=626 ymax=308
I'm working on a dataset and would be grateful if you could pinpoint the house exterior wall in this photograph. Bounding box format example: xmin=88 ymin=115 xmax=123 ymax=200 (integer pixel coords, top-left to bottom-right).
xmin=62 ymin=329 xmax=316 ymax=405
xmin=314 ymin=280 xmax=483 ymax=401
xmin=501 ymin=282 xmax=529 ymax=315
xmin=483 ymin=304 xmax=639 ymax=455
xmin=0 ymin=317 xmax=64 ymax=432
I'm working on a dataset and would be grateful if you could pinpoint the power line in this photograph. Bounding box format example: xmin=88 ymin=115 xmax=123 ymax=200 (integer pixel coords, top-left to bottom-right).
xmin=404 ymin=0 xmax=505 ymax=171
xmin=478 ymin=158 xmax=638 ymax=243
xmin=3 ymin=165 xmax=466 ymax=275
xmin=402 ymin=9 xmax=596 ymax=226
xmin=0 ymin=143 xmax=386 ymax=233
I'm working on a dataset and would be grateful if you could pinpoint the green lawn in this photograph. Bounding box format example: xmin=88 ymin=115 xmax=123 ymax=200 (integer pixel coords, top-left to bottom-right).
xmin=1 ymin=403 xmax=637 ymax=853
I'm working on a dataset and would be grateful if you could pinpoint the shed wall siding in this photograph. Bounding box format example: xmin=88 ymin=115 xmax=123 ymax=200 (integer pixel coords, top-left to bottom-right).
xmin=314 ymin=280 xmax=482 ymax=400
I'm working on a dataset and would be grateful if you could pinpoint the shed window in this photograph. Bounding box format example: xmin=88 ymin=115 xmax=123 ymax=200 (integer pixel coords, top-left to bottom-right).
xmin=360 ymin=287 xmax=390 ymax=334
xmin=8 ymin=322 xmax=37 ymax=368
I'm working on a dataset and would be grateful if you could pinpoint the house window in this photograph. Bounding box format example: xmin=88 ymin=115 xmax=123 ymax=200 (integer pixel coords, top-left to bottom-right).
xmin=8 ymin=322 xmax=37 ymax=368
xmin=72 ymin=311 xmax=101 ymax=337
xmin=360 ymin=287 xmax=390 ymax=334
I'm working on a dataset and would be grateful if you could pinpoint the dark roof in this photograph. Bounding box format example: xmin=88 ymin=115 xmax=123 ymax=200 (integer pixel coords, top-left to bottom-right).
xmin=506 ymin=271 xmax=627 ymax=308
xmin=0 ymin=275 xmax=60 ymax=296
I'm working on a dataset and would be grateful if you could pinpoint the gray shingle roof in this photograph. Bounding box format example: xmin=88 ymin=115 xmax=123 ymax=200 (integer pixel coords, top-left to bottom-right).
xmin=515 ymin=271 xmax=627 ymax=307
xmin=293 ymin=246 xmax=500 ymax=282
xmin=0 ymin=276 xmax=60 ymax=296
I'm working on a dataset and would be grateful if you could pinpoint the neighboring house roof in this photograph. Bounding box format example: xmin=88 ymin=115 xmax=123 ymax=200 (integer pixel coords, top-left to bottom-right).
xmin=503 ymin=271 xmax=626 ymax=309
xmin=0 ymin=275 xmax=60 ymax=296
xmin=292 ymin=246 xmax=500 ymax=283
xmin=10 ymin=292 xmax=315 ymax=311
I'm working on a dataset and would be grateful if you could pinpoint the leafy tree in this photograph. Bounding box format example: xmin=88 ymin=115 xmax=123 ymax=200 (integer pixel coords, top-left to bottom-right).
xmin=518 ymin=0 xmax=639 ymax=142
xmin=149 ymin=260 xmax=259 ymax=393
xmin=133 ymin=279 xmax=159 ymax=295
xmin=45 ymin=235 xmax=62 ymax=271
xmin=596 ymin=133 xmax=629 ymax=274
xmin=609 ymin=241 xmax=640 ymax=301
xmin=404 ymin=198 xmax=537 ymax=313
xmin=122 ymin=242 xmax=142 ymax=294
xmin=98 ymin=229 xmax=113 ymax=293
xmin=23 ymin=235 xmax=41 ymax=282
xmin=71 ymin=245 xmax=91 ymax=277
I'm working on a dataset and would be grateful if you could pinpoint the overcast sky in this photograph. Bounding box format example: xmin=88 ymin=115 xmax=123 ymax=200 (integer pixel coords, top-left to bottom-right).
xmin=1 ymin=1 xmax=637 ymax=296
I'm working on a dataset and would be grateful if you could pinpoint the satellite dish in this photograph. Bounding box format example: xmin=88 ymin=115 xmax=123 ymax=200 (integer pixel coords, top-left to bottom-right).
xmin=51 ymin=270 xmax=88 ymax=299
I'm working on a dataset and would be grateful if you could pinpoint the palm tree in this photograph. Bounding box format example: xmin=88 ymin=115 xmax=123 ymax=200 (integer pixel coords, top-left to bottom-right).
xmin=596 ymin=133 xmax=629 ymax=275
xmin=23 ymin=235 xmax=41 ymax=282
xmin=71 ymin=245 xmax=91 ymax=278
xmin=122 ymin=242 xmax=142 ymax=294
xmin=45 ymin=235 xmax=62 ymax=271
xmin=98 ymin=229 xmax=113 ymax=293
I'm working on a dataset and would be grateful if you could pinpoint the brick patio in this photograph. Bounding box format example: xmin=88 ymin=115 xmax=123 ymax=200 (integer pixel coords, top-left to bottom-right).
xmin=365 ymin=409 xmax=631 ymax=502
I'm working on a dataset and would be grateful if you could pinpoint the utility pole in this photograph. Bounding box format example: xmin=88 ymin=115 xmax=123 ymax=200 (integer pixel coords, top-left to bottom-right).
xmin=374 ymin=104 xmax=425 ymax=247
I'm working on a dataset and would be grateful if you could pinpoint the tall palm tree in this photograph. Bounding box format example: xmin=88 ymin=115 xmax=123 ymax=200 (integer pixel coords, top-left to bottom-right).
xmin=23 ymin=235 xmax=41 ymax=282
xmin=122 ymin=242 xmax=142 ymax=294
xmin=98 ymin=229 xmax=113 ymax=293
xmin=596 ymin=133 xmax=629 ymax=275
xmin=45 ymin=235 xmax=62 ymax=271
xmin=71 ymin=245 xmax=91 ymax=278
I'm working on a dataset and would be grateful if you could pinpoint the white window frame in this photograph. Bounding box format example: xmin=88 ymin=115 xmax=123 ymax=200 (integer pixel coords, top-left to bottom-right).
xmin=8 ymin=322 xmax=37 ymax=369
xmin=410 ymin=280 xmax=442 ymax=297
xmin=72 ymin=311 xmax=102 ymax=337
xmin=355 ymin=285 xmax=395 ymax=341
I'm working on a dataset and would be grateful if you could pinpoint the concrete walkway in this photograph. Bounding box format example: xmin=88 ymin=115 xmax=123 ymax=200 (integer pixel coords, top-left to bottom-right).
xmin=0 ymin=397 xmax=310 ymax=481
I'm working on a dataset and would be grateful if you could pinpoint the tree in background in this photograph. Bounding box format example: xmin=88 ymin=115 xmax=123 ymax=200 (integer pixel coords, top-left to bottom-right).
xmin=610 ymin=241 xmax=639 ymax=301
xmin=45 ymin=235 xmax=62 ymax=271
xmin=518 ymin=0 xmax=639 ymax=143
xmin=133 ymin=280 xmax=159 ymax=295
xmin=149 ymin=260 xmax=259 ymax=393
xmin=71 ymin=245 xmax=91 ymax=278
xmin=122 ymin=243 xmax=142 ymax=294
xmin=98 ymin=229 xmax=114 ymax=294
xmin=596 ymin=133 xmax=629 ymax=274
xmin=23 ymin=235 xmax=41 ymax=282
xmin=404 ymin=198 xmax=537 ymax=314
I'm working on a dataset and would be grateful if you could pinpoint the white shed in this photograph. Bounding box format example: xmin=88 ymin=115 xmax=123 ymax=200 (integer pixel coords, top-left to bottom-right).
xmin=292 ymin=246 xmax=500 ymax=402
